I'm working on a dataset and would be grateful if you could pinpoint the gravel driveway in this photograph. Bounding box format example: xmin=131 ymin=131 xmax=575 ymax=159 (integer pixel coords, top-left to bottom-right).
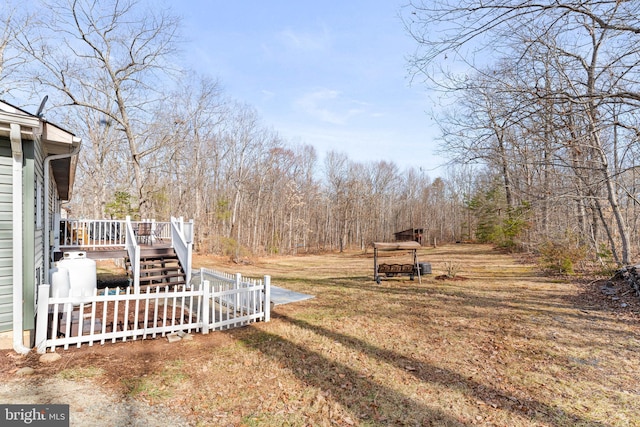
xmin=0 ymin=377 xmax=193 ymax=426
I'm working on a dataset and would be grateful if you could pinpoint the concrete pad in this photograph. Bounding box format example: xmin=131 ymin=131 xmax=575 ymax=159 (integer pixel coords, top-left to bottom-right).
xmin=270 ymin=286 xmax=314 ymax=306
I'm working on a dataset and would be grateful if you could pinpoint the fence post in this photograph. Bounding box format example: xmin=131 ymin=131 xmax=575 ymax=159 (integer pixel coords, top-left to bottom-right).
xmin=201 ymin=280 xmax=210 ymax=334
xmin=133 ymin=245 xmax=140 ymax=293
xmin=35 ymin=284 xmax=50 ymax=354
xmin=235 ymin=273 xmax=241 ymax=312
xmin=263 ymin=275 xmax=271 ymax=322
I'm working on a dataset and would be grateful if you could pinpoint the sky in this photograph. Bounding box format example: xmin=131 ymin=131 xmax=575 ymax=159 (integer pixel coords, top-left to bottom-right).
xmin=172 ymin=0 xmax=447 ymax=176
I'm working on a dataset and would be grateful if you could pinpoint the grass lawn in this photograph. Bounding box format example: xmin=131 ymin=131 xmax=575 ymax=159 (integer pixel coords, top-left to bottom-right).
xmin=186 ymin=243 xmax=640 ymax=426
xmin=6 ymin=244 xmax=640 ymax=426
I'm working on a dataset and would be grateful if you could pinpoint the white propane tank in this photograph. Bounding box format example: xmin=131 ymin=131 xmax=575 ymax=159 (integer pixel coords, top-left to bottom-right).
xmin=50 ymin=264 xmax=71 ymax=311
xmin=58 ymin=251 xmax=97 ymax=304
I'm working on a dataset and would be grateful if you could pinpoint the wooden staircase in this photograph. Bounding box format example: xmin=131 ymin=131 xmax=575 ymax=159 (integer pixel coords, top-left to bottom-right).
xmin=127 ymin=247 xmax=187 ymax=288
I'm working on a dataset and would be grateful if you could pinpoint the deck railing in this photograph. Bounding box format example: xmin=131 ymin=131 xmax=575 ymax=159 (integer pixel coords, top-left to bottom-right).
xmin=124 ymin=218 xmax=140 ymax=293
xmin=54 ymin=216 xmax=193 ymax=294
xmin=35 ymin=270 xmax=270 ymax=353
xmin=56 ymin=217 xmax=174 ymax=251
xmin=57 ymin=218 xmax=126 ymax=250
xmin=171 ymin=216 xmax=193 ymax=283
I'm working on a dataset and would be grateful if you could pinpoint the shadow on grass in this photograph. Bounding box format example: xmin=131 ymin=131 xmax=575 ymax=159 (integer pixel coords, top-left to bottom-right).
xmin=234 ymin=328 xmax=468 ymax=426
xmin=244 ymin=313 xmax=611 ymax=427
xmin=281 ymin=274 xmax=636 ymax=337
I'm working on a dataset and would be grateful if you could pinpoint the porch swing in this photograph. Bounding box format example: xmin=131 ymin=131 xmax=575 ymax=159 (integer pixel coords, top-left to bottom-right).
xmin=372 ymin=241 xmax=431 ymax=284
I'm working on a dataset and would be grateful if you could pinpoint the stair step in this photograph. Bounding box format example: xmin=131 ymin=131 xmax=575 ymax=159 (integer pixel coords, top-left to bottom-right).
xmin=127 ymin=257 xmax=179 ymax=265
xmin=125 ymin=246 xmax=187 ymax=286
xmin=140 ymin=270 xmax=184 ymax=279
xmin=139 ymin=273 xmax=182 ymax=280
xmin=140 ymin=256 xmax=179 ymax=262
xmin=140 ymin=248 xmax=177 ymax=257
xmin=140 ymin=255 xmax=179 ymax=261
xmin=140 ymin=277 xmax=187 ymax=286
xmin=138 ymin=262 xmax=181 ymax=270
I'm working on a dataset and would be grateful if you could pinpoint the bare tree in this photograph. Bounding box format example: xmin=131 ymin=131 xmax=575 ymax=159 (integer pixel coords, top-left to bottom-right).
xmin=151 ymin=74 xmax=225 ymax=224
xmin=17 ymin=0 xmax=181 ymax=217
xmin=405 ymin=0 xmax=640 ymax=264
xmin=71 ymin=106 xmax=128 ymax=218
xmin=0 ymin=2 xmax=33 ymax=98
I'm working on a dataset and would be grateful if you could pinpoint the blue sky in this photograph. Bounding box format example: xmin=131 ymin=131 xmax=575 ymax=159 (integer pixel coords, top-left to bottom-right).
xmin=172 ymin=1 xmax=445 ymax=175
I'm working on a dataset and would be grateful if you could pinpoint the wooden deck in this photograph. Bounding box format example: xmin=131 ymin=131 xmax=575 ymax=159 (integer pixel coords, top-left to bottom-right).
xmin=55 ymin=243 xmax=173 ymax=260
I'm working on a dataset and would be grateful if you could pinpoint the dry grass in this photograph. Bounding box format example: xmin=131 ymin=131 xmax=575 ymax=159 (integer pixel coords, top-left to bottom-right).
xmin=189 ymin=244 xmax=640 ymax=426
xmin=4 ymin=244 xmax=640 ymax=426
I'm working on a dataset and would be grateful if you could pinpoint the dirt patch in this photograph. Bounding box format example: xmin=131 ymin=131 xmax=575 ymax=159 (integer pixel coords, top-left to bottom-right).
xmin=2 ymin=244 xmax=640 ymax=426
xmin=568 ymin=276 xmax=640 ymax=318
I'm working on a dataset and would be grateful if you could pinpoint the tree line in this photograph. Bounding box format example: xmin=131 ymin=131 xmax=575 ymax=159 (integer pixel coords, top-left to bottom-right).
xmin=0 ymin=0 xmax=463 ymax=256
xmin=404 ymin=0 xmax=640 ymax=270
xmin=4 ymin=0 xmax=639 ymax=269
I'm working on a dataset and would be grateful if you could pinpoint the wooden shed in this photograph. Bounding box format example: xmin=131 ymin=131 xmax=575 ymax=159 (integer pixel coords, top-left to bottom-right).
xmin=394 ymin=228 xmax=424 ymax=244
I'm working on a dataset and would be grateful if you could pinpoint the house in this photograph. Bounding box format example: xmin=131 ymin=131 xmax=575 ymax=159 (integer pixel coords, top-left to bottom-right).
xmin=0 ymin=99 xmax=81 ymax=353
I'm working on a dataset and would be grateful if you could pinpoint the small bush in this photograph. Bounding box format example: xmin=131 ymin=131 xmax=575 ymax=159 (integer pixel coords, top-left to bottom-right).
xmin=220 ymin=237 xmax=250 ymax=260
xmin=443 ymin=261 xmax=461 ymax=278
xmin=594 ymin=243 xmax=618 ymax=276
xmin=538 ymin=240 xmax=588 ymax=275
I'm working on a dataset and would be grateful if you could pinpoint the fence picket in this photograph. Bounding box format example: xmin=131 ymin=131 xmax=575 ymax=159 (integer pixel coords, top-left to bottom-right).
xmin=89 ymin=291 xmax=97 ymax=346
xmin=151 ymin=287 xmax=158 ymax=338
xmin=123 ymin=288 xmax=130 ymax=342
xmin=171 ymin=286 xmax=177 ymax=328
xmin=162 ymin=286 xmax=168 ymax=336
xmin=143 ymin=288 xmax=150 ymax=339
xmin=112 ymin=290 xmax=119 ymax=343
xmin=133 ymin=293 xmax=140 ymax=340
xmin=101 ymin=292 xmax=108 ymax=345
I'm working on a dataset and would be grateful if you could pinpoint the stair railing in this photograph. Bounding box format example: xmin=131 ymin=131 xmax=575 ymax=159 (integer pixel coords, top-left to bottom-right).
xmin=170 ymin=216 xmax=193 ymax=285
xmin=125 ymin=216 xmax=141 ymax=293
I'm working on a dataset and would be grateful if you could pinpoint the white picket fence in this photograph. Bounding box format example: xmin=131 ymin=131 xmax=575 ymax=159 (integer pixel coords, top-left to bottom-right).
xmin=35 ymin=270 xmax=271 ymax=353
xmin=193 ymin=268 xmax=269 ymax=329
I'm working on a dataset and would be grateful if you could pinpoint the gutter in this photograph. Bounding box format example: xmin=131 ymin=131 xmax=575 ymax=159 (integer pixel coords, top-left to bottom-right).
xmin=43 ymin=138 xmax=81 ymax=286
xmin=10 ymin=123 xmax=30 ymax=354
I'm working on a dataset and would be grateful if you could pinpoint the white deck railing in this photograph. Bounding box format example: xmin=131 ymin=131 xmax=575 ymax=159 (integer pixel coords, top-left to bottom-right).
xmin=35 ymin=270 xmax=270 ymax=353
xmin=124 ymin=218 xmax=140 ymax=293
xmin=56 ymin=218 xmax=173 ymax=251
xmin=57 ymin=218 xmax=126 ymax=250
xmin=54 ymin=217 xmax=192 ymax=294
xmin=171 ymin=216 xmax=193 ymax=282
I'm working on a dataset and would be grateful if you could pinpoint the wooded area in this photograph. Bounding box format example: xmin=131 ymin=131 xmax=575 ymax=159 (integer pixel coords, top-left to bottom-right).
xmin=403 ymin=0 xmax=640 ymax=269
xmin=2 ymin=1 xmax=640 ymax=269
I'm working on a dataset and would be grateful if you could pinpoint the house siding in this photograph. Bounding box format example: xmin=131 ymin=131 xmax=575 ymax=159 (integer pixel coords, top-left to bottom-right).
xmin=31 ymin=137 xmax=46 ymax=329
xmin=0 ymin=101 xmax=78 ymax=347
xmin=35 ymin=137 xmax=45 ymax=282
xmin=0 ymin=140 xmax=13 ymax=332
xmin=22 ymin=140 xmax=36 ymax=331
xmin=0 ymin=137 xmax=45 ymax=333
